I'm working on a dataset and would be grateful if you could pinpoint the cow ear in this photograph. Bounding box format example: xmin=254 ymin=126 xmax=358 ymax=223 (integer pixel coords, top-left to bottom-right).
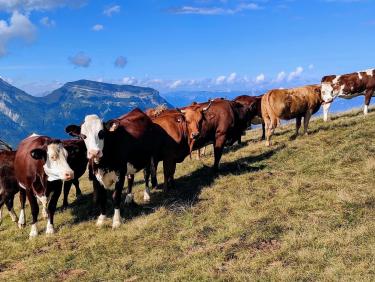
xmin=30 ymin=149 xmax=47 ymax=161
xmin=65 ymin=125 xmax=81 ymax=137
xmin=105 ymin=120 xmax=120 ymax=132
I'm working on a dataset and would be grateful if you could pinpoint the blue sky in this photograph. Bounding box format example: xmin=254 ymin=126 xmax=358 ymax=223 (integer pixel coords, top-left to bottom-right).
xmin=0 ymin=0 xmax=374 ymax=95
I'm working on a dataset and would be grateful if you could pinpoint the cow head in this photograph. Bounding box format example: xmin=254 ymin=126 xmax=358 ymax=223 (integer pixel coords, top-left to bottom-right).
xmin=178 ymin=100 xmax=213 ymax=151
xmin=321 ymin=75 xmax=345 ymax=103
xmin=30 ymin=141 xmax=74 ymax=182
xmin=65 ymin=115 xmax=105 ymax=163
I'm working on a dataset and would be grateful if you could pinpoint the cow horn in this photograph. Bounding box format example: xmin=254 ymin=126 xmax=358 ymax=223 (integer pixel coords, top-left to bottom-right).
xmin=202 ymin=100 xmax=213 ymax=112
xmin=177 ymin=108 xmax=186 ymax=114
xmin=0 ymin=139 xmax=12 ymax=151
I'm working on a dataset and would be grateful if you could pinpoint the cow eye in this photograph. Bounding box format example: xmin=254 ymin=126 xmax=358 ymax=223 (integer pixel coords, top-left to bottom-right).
xmin=98 ymin=130 xmax=105 ymax=140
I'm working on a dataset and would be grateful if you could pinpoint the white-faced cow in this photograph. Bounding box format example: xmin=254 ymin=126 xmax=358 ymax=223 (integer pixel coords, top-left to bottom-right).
xmin=14 ymin=134 xmax=74 ymax=238
xmin=65 ymin=109 xmax=164 ymax=228
xmin=321 ymin=69 xmax=375 ymax=121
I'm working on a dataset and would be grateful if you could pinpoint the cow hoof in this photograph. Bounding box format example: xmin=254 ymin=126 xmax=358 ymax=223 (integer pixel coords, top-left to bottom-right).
xmin=112 ymin=220 xmax=122 ymax=229
xmin=124 ymin=193 xmax=134 ymax=204
xmin=29 ymin=224 xmax=38 ymax=238
xmin=265 ymin=141 xmax=271 ymax=147
xmin=96 ymin=214 xmax=107 ymax=227
xmin=304 ymin=132 xmax=309 ymax=136
xmin=143 ymin=188 xmax=151 ymax=203
xmin=46 ymin=223 xmax=55 ymax=235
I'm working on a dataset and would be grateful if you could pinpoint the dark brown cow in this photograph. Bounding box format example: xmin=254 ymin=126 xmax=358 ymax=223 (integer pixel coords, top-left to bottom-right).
xmin=65 ymin=109 xmax=167 ymax=228
xmin=61 ymin=139 xmax=88 ymax=209
xmin=145 ymin=108 xmax=190 ymax=191
xmin=261 ymin=85 xmax=322 ymax=146
xmin=179 ymin=99 xmax=256 ymax=172
xmin=321 ymin=69 xmax=375 ymax=121
xmin=234 ymin=95 xmax=265 ymax=141
xmin=14 ymin=134 xmax=74 ymax=238
xmin=0 ymin=150 xmax=19 ymax=224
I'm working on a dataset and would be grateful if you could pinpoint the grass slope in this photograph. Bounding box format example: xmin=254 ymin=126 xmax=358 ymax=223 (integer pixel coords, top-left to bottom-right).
xmin=1 ymin=109 xmax=375 ymax=281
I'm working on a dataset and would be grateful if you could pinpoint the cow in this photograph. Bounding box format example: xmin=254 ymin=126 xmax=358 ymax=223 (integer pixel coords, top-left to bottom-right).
xmin=0 ymin=150 xmax=19 ymax=225
xmin=61 ymin=139 xmax=88 ymax=209
xmin=261 ymin=84 xmax=322 ymax=146
xmin=179 ymin=99 xmax=257 ymax=172
xmin=234 ymin=95 xmax=265 ymax=141
xmin=321 ymin=69 xmax=375 ymax=121
xmin=65 ymin=109 xmax=166 ymax=228
xmin=14 ymin=134 xmax=74 ymax=238
xmin=145 ymin=108 xmax=191 ymax=191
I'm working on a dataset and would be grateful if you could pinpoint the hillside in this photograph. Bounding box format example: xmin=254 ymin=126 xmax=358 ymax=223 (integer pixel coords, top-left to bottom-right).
xmin=0 ymin=79 xmax=171 ymax=146
xmin=0 ymin=108 xmax=375 ymax=281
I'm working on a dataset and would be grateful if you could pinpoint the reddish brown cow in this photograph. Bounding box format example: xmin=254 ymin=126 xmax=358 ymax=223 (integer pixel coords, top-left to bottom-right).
xmin=145 ymin=108 xmax=190 ymax=191
xmin=234 ymin=95 xmax=265 ymax=141
xmin=179 ymin=99 xmax=256 ymax=172
xmin=261 ymin=85 xmax=322 ymax=146
xmin=0 ymin=150 xmax=19 ymax=224
xmin=321 ymin=69 xmax=375 ymax=120
xmin=14 ymin=134 xmax=74 ymax=238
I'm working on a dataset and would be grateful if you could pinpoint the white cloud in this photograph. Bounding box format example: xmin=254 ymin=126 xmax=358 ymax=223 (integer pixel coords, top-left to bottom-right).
xmin=68 ymin=52 xmax=91 ymax=68
xmin=288 ymin=66 xmax=304 ymax=81
xmin=170 ymin=80 xmax=183 ymax=89
xmin=0 ymin=11 xmax=36 ymax=56
xmin=114 ymin=56 xmax=127 ymax=68
xmin=308 ymin=64 xmax=314 ymax=70
xmin=92 ymin=24 xmax=103 ymax=31
xmin=122 ymin=76 xmax=138 ymax=85
xmin=215 ymin=75 xmax=226 ymax=84
xmin=40 ymin=16 xmax=55 ymax=27
xmin=227 ymin=72 xmax=237 ymax=83
xmin=275 ymin=71 xmax=286 ymax=82
xmin=169 ymin=2 xmax=261 ymax=15
xmin=104 ymin=5 xmax=120 ymax=16
xmin=0 ymin=0 xmax=87 ymax=12
xmin=255 ymin=73 xmax=265 ymax=83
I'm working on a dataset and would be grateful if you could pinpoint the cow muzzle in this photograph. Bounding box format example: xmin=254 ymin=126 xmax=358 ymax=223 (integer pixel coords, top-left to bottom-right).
xmin=88 ymin=149 xmax=102 ymax=162
xmin=191 ymin=132 xmax=199 ymax=140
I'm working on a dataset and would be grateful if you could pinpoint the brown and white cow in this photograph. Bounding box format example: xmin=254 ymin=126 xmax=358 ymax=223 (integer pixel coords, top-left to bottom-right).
xmin=321 ymin=69 xmax=375 ymax=121
xmin=261 ymin=84 xmax=322 ymax=146
xmin=0 ymin=150 xmax=19 ymax=224
xmin=234 ymin=95 xmax=265 ymax=141
xmin=14 ymin=134 xmax=74 ymax=238
xmin=65 ymin=109 xmax=166 ymax=228
xmin=179 ymin=99 xmax=257 ymax=172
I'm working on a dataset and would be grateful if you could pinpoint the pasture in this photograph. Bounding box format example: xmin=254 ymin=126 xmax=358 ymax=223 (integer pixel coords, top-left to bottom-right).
xmin=1 ymin=108 xmax=375 ymax=281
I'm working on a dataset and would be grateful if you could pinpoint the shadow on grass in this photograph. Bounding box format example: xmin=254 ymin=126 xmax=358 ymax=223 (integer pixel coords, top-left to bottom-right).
xmin=67 ymin=144 xmax=285 ymax=224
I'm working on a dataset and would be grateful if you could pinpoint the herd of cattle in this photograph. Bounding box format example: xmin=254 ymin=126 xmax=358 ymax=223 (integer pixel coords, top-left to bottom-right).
xmin=0 ymin=68 xmax=374 ymax=238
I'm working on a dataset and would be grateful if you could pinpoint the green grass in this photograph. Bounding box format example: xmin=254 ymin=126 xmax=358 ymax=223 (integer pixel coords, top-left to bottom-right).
xmin=1 ymin=108 xmax=375 ymax=281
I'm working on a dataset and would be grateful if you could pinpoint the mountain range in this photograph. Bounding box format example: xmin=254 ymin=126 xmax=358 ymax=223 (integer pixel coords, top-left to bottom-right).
xmin=0 ymin=79 xmax=172 ymax=146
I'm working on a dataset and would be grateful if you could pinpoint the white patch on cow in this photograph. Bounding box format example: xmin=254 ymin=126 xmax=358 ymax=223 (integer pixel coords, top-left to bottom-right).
xmin=29 ymin=223 xmax=38 ymax=238
xmin=112 ymin=208 xmax=121 ymax=228
xmin=43 ymin=143 xmax=74 ymax=181
xmin=364 ymin=105 xmax=369 ymax=115
xmin=366 ymin=69 xmax=374 ymax=77
xmin=323 ymin=103 xmax=331 ymax=122
xmin=18 ymin=182 xmax=27 ymax=190
xmin=144 ymin=187 xmax=151 ymax=203
xmin=332 ymin=75 xmax=341 ymax=85
xmin=42 ymin=207 xmax=48 ymax=219
xmin=321 ymin=83 xmax=334 ymax=102
xmin=124 ymin=193 xmax=134 ymax=204
xmin=81 ymin=115 xmax=104 ymax=162
xmin=95 ymin=169 xmax=118 ymax=189
xmin=96 ymin=214 xmax=106 ymax=227
xmin=36 ymin=195 xmax=48 ymax=208
xmin=358 ymin=72 xmax=363 ymax=80
xmin=337 ymin=84 xmax=346 ymax=97
xmin=9 ymin=208 xmax=18 ymax=222
xmin=18 ymin=209 xmax=25 ymax=228
xmin=45 ymin=219 xmax=54 ymax=235
xmin=126 ymin=163 xmax=138 ymax=174
xmin=28 ymin=133 xmax=40 ymax=138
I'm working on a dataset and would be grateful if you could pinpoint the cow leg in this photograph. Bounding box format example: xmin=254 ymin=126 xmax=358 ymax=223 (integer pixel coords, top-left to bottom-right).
xmin=18 ymin=189 xmax=26 ymax=228
xmin=27 ymin=190 xmax=39 ymax=238
xmin=62 ymin=181 xmax=72 ymax=210
xmin=303 ymin=111 xmax=312 ymax=135
xmin=213 ymin=135 xmax=226 ymax=173
xmin=163 ymin=159 xmax=176 ymax=192
xmin=124 ymin=174 xmax=134 ymax=204
xmin=265 ymin=118 xmax=275 ymax=147
xmin=0 ymin=199 xmax=4 ymax=224
xmin=93 ymin=177 xmax=107 ymax=227
xmin=73 ymin=179 xmax=82 ymax=198
xmin=364 ymin=89 xmax=374 ymax=115
xmin=112 ymin=171 xmax=125 ymax=229
xmin=261 ymin=122 xmax=266 ymax=141
xmin=150 ymin=158 xmax=159 ymax=190
xmin=5 ymin=196 xmax=18 ymax=222
xmin=291 ymin=117 xmax=302 ymax=140
xmin=323 ymin=102 xmax=331 ymax=122
xmin=45 ymin=182 xmax=62 ymax=235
